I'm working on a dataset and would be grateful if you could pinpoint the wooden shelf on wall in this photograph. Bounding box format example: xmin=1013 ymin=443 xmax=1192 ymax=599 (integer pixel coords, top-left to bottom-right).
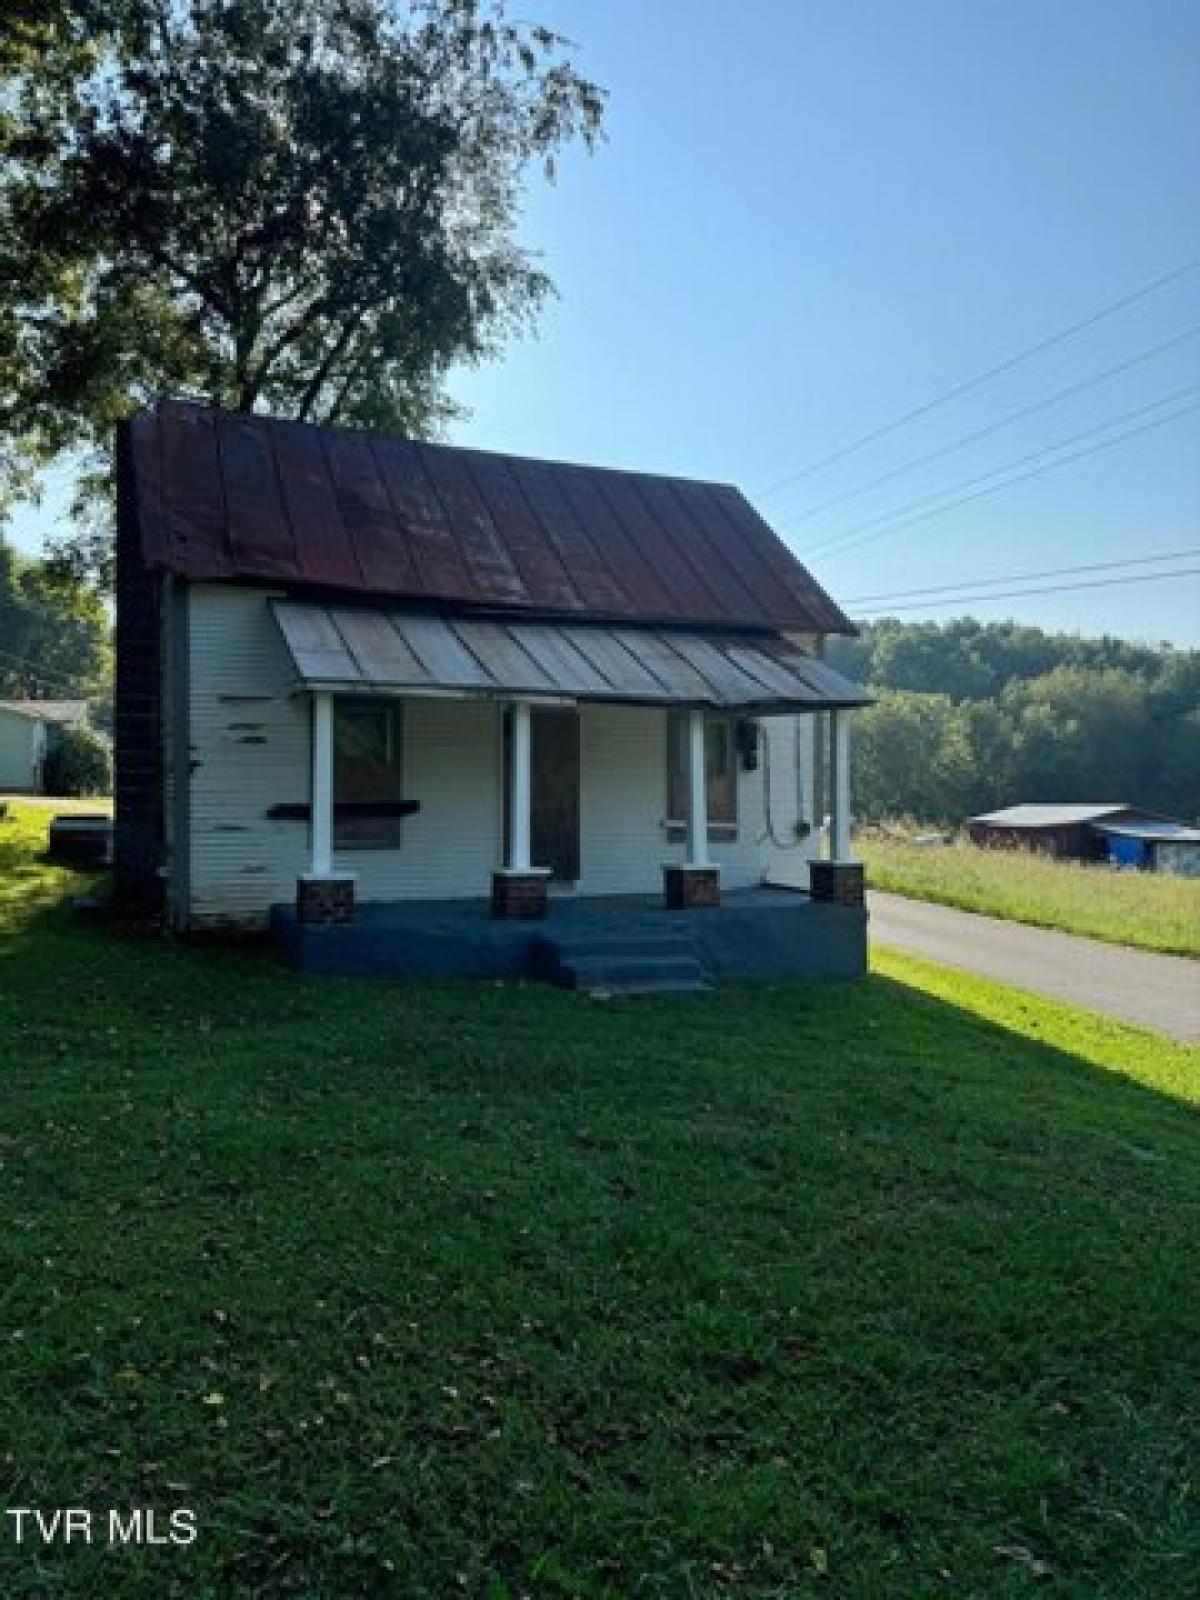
xmin=266 ymin=800 xmax=422 ymax=823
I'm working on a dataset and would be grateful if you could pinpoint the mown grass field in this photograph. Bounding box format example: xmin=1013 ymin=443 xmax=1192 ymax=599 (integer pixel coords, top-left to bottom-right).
xmin=1 ymin=800 xmax=1197 ymax=1598
xmin=859 ymin=832 xmax=1200 ymax=957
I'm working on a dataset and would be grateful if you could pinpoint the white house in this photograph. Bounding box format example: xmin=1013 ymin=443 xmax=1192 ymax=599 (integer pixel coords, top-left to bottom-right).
xmin=0 ymin=700 xmax=88 ymax=793
xmin=114 ymin=401 xmax=870 ymax=985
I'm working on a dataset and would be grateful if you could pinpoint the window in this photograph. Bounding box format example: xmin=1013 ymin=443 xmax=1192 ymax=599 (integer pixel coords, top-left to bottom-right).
xmin=333 ymin=698 xmax=404 ymax=849
xmin=666 ymin=712 xmax=737 ymax=840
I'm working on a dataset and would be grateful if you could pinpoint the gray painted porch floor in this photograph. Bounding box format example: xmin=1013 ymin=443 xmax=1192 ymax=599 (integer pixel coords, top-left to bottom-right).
xmin=270 ymin=885 xmax=868 ymax=983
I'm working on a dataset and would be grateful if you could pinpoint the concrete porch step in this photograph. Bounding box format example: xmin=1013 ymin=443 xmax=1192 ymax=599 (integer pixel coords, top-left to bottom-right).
xmin=587 ymin=976 xmax=712 ymax=998
xmin=541 ymin=934 xmax=695 ymax=963
xmin=563 ymin=953 xmax=706 ymax=990
xmin=533 ymin=932 xmax=709 ymax=996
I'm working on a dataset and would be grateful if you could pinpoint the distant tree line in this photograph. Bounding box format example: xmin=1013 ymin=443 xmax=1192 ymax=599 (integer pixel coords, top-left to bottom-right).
xmin=827 ymin=619 xmax=1200 ymax=824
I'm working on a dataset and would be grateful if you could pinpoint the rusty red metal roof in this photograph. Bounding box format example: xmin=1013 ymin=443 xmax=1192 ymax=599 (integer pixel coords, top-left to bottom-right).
xmin=126 ymin=400 xmax=854 ymax=633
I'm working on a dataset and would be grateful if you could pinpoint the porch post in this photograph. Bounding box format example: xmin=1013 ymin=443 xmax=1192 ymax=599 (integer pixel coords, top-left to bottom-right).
xmin=493 ymin=698 xmax=549 ymax=918
xmin=296 ymin=689 xmax=356 ymax=924
xmin=509 ymin=697 xmax=532 ymax=872
xmin=810 ymin=707 xmax=864 ymax=907
xmin=830 ymin=707 xmax=851 ymax=861
xmin=310 ymin=689 xmax=334 ymax=877
xmin=663 ymin=706 xmax=720 ymax=908
xmin=687 ymin=705 xmax=708 ymax=868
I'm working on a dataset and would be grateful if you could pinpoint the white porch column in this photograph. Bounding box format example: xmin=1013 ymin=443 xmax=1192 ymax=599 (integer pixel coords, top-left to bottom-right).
xmin=297 ymin=688 xmax=354 ymax=923
xmin=508 ymin=698 xmax=532 ymax=872
xmin=494 ymin=698 xmax=549 ymax=918
xmin=310 ymin=689 xmax=334 ymax=876
xmin=829 ymin=707 xmax=853 ymax=861
xmin=686 ymin=706 xmax=709 ymax=866
xmin=663 ymin=707 xmax=720 ymax=908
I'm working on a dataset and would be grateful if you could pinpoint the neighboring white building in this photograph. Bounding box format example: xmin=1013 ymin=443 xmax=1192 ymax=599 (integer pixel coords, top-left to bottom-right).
xmin=0 ymin=700 xmax=88 ymax=793
xmin=113 ymin=401 xmax=870 ymax=982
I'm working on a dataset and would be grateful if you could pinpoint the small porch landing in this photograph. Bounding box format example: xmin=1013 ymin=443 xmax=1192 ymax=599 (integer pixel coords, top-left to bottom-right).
xmin=270 ymin=886 xmax=868 ymax=984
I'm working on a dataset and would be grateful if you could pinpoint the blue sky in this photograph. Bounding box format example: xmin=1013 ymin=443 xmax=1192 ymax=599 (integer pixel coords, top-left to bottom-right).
xmin=10 ymin=0 xmax=1200 ymax=643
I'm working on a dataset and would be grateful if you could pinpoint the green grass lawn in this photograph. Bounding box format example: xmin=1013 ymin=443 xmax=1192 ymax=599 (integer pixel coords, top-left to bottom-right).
xmin=1 ymin=801 xmax=1197 ymax=1598
xmin=859 ymin=832 xmax=1200 ymax=957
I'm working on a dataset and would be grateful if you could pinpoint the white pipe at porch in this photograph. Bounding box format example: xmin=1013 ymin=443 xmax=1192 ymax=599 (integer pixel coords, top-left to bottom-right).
xmin=830 ymin=708 xmax=852 ymax=861
xmin=509 ymin=699 xmax=532 ymax=872
xmin=310 ymin=689 xmax=334 ymax=877
xmin=687 ymin=706 xmax=709 ymax=867
xmin=796 ymin=715 xmax=816 ymax=829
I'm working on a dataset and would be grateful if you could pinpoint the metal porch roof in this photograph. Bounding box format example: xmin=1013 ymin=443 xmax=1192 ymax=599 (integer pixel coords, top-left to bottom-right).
xmin=271 ymin=602 xmax=871 ymax=712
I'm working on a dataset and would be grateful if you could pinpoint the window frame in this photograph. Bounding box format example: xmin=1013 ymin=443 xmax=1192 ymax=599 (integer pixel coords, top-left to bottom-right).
xmin=664 ymin=710 xmax=739 ymax=843
xmin=331 ymin=696 xmax=406 ymax=852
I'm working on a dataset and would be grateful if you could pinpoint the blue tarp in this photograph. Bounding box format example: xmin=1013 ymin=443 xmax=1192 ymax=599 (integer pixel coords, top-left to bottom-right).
xmin=1107 ymin=835 xmax=1148 ymax=870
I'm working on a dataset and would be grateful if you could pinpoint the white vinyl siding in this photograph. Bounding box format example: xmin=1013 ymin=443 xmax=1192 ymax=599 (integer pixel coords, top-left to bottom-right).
xmin=332 ymin=696 xmax=502 ymax=900
xmin=184 ymin=584 xmax=308 ymax=927
xmin=0 ymin=709 xmax=39 ymax=791
xmin=179 ymin=583 xmax=822 ymax=927
xmin=573 ymin=705 xmax=812 ymax=895
xmin=183 ymin=584 xmax=502 ymax=926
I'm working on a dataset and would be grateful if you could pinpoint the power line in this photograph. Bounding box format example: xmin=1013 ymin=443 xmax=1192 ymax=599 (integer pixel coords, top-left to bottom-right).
xmin=802 ymin=390 xmax=1200 ymax=565
xmin=776 ymin=324 xmax=1200 ymax=531
xmin=756 ymin=257 xmax=1200 ymax=500
xmin=804 ymin=385 xmax=1199 ymax=558
xmin=853 ymin=564 xmax=1200 ymax=618
xmin=845 ymin=546 xmax=1200 ymax=606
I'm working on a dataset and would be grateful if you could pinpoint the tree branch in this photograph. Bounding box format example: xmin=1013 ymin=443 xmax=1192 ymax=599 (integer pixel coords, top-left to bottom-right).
xmin=296 ymin=310 xmax=368 ymax=420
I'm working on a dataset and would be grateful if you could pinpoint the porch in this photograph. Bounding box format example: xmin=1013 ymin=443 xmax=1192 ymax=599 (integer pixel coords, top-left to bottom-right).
xmin=270 ymin=602 xmax=871 ymax=944
xmin=270 ymin=883 xmax=868 ymax=985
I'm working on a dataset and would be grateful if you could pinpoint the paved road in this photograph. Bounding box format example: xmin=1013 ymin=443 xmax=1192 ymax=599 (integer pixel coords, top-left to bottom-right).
xmin=869 ymin=891 xmax=1200 ymax=1043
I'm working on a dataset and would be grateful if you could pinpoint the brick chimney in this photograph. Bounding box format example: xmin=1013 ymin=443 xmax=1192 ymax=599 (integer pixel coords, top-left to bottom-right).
xmin=112 ymin=419 xmax=164 ymax=913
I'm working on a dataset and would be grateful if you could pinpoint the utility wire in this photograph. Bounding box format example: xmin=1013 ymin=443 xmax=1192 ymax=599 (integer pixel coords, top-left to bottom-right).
xmin=805 ymin=384 xmax=1198 ymax=557
xmin=845 ymin=546 xmax=1200 ymax=606
xmin=776 ymin=324 xmax=1200 ymax=530
xmin=757 ymin=257 xmax=1200 ymax=500
xmin=853 ymin=564 xmax=1200 ymax=618
xmin=803 ymin=389 xmax=1200 ymax=564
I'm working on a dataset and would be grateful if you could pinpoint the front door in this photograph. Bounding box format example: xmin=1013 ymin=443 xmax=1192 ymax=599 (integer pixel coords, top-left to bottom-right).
xmin=530 ymin=709 xmax=580 ymax=882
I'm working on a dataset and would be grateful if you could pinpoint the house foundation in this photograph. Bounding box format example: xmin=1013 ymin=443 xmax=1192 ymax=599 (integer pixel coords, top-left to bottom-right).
xmin=491 ymin=869 xmax=552 ymax=920
xmin=296 ymin=873 xmax=356 ymax=925
xmin=809 ymin=861 xmax=865 ymax=907
xmin=271 ymin=886 xmax=868 ymax=982
xmin=662 ymin=864 xmax=721 ymax=909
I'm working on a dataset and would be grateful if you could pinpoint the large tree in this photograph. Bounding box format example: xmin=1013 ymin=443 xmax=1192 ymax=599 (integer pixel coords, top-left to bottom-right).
xmin=0 ymin=0 xmax=604 ymax=582
xmin=0 ymin=543 xmax=111 ymax=701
